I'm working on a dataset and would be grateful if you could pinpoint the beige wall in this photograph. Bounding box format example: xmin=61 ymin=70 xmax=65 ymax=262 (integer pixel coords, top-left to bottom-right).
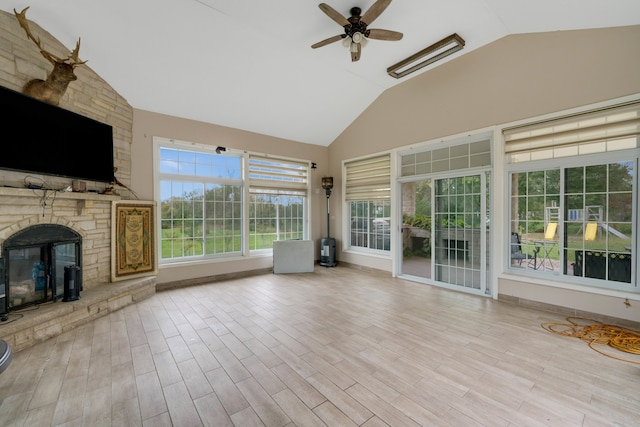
xmin=327 ymin=25 xmax=640 ymax=322
xmin=130 ymin=109 xmax=329 ymax=285
xmin=330 ymin=25 xmax=640 ymax=160
xmin=499 ymin=277 xmax=640 ymax=324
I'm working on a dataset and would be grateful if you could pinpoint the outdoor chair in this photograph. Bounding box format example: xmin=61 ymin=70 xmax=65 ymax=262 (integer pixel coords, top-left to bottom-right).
xmin=511 ymin=232 xmax=538 ymax=267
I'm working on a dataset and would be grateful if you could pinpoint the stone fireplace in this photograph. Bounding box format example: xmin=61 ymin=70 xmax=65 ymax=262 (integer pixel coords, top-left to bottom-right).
xmin=0 ymin=187 xmax=118 ymax=289
xmin=0 ymin=187 xmax=117 ymax=316
xmin=0 ymin=187 xmax=156 ymax=352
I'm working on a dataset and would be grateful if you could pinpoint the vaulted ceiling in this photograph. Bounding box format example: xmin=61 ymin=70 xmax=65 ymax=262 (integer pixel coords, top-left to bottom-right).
xmin=3 ymin=1 xmax=639 ymax=146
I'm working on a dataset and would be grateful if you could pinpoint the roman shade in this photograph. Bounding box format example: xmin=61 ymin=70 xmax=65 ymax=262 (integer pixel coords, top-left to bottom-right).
xmin=248 ymin=155 xmax=308 ymax=194
xmin=504 ymin=101 xmax=640 ymax=160
xmin=345 ymin=154 xmax=391 ymax=201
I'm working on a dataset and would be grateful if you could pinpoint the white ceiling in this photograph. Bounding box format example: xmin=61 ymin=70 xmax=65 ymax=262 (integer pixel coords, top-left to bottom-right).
xmin=3 ymin=0 xmax=639 ymax=146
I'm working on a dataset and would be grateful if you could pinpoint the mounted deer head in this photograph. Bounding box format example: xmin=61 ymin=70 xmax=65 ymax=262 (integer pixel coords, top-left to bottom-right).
xmin=14 ymin=7 xmax=87 ymax=106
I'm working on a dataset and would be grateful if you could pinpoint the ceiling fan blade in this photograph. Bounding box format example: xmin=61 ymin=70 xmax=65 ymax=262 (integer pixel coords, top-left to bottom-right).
xmin=311 ymin=34 xmax=345 ymax=49
xmin=360 ymin=0 xmax=391 ymax=26
xmin=366 ymin=29 xmax=403 ymax=41
xmin=351 ymin=42 xmax=361 ymax=62
xmin=318 ymin=3 xmax=350 ymax=27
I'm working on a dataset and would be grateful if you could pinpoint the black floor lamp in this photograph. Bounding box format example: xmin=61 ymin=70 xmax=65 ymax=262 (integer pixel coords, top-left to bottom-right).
xmin=320 ymin=176 xmax=336 ymax=267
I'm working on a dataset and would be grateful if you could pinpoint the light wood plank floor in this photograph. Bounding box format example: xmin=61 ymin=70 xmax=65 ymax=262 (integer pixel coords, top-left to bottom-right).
xmin=0 ymin=266 xmax=638 ymax=426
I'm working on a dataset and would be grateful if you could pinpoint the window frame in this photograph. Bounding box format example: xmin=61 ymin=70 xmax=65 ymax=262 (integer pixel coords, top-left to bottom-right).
xmin=344 ymin=154 xmax=392 ymax=254
xmin=247 ymin=155 xmax=309 ymax=253
xmin=502 ymin=98 xmax=640 ymax=293
xmin=348 ymin=199 xmax=392 ymax=252
xmin=248 ymin=191 xmax=307 ymax=253
xmin=505 ymin=150 xmax=638 ymax=292
xmin=154 ymin=138 xmax=310 ymax=264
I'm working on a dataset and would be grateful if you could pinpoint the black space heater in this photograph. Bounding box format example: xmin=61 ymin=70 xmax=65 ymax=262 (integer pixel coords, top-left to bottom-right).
xmin=63 ymin=265 xmax=82 ymax=302
xmin=320 ymin=177 xmax=336 ymax=267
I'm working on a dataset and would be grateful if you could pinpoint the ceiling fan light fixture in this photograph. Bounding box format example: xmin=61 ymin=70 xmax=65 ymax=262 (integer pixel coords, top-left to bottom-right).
xmin=312 ymin=1 xmax=402 ymax=62
xmin=387 ymin=33 xmax=465 ymax=79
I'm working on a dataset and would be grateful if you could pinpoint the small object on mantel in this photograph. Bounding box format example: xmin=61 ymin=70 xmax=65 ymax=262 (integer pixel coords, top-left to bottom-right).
xmin=103 ymin=186 xmax=117 ymax=195
xmin=72 ymin=180 xmax=86 ymax=192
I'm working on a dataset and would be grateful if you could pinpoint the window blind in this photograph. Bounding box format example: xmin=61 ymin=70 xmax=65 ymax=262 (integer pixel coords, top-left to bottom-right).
xmin=345 ymin=154 xmax=391 ymax=201
xmin=248 ymin=155 xmax=308 ymax=194
xmin=503 ymin=101 xmax=640 ymax=157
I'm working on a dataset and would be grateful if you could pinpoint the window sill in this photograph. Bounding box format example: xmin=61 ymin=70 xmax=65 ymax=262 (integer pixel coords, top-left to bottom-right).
xmin=499 ymin=271 xmax=640 ymax=300
xmin=160 ymin=251 xmax=273 ymax=268
xmin=344 ymin=247 xmax=392 ymax=259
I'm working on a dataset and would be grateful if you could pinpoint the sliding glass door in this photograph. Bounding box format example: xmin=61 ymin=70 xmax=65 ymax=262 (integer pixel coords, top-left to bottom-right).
xmin=401 ymin=173 xmax=490 ymax=294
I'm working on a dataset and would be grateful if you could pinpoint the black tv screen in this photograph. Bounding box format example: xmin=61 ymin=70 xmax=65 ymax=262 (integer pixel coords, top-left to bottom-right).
xmin=0 ymin=85 xmax=114 ymax=184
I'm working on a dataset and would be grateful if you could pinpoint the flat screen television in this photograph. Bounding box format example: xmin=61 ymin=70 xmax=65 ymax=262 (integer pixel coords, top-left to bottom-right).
xmin=0 ymin=85 xmax=115 ymax=184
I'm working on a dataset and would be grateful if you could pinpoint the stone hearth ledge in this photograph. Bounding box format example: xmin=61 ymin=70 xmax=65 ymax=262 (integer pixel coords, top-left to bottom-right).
xmin=0 ymin=276 xmax=156 ymax=353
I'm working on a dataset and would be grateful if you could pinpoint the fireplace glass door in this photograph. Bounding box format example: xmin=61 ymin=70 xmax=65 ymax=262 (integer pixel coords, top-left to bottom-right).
xmin=2 ymin=224 xmax=82 ymax=313
xmin=7 ymin=242 xmax=80 ymax=310
xmin=8 ymin=245 xmax=51 ymax=309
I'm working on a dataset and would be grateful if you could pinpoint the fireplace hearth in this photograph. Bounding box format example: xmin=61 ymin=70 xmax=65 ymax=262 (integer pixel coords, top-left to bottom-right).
xmin=1 ymin=224 xmax=82 ymax=315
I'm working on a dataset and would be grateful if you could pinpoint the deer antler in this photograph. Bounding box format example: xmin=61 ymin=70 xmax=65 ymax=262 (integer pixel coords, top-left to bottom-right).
xmin=14 ymin=7 xmax=86 ymax=67
xmin=68 ymin=39 xmax=86 ymax=67
xmin=13 ymin=7 xmax=87 ymax=105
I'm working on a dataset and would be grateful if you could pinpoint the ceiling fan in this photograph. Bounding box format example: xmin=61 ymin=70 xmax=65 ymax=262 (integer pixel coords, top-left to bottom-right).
xmin=311 ymin=0 xmax=403 ymax=62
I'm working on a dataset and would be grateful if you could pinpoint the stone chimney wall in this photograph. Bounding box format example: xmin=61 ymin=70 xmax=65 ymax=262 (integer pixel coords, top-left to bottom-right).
xmin=0 ymin=9 xmax=133 ymax=193
xmin=0 ymin=9 xmax=134 ymax=289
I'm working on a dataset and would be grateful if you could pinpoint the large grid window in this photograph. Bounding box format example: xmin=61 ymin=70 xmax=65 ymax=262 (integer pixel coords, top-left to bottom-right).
xmin=159 ymin=146 xmax=242 ymax=260
xmin=510 ymin=169 xmax=561 ymax=271
xmin=157 ymin=142 xmax=309 ymax=261
xmin=350 ymin=200 xmax=391 ymax=250
xmin=509 ymin=162 xmax=635 ymax=288
xmin=345 ymin=155 xmax=391 ymax=252
xmin=249 ymin=192 xmax=305 ymax=250
xmin=505 ymin=101 xmax=638 ymax=290
xmin=565 ymin=162 xmax=633 ymax=283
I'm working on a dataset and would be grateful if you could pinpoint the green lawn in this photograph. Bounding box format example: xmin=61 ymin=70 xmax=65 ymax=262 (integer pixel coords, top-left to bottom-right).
xmin=160 ymin=228 xmax=301 ymax=258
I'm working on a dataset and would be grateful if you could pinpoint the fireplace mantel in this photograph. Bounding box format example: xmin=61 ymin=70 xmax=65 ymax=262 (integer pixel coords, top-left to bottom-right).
xmin=0 ymin=186 xmax=121 ymax=216
xmin=0 ymin=186 xmax=121 ymax=202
